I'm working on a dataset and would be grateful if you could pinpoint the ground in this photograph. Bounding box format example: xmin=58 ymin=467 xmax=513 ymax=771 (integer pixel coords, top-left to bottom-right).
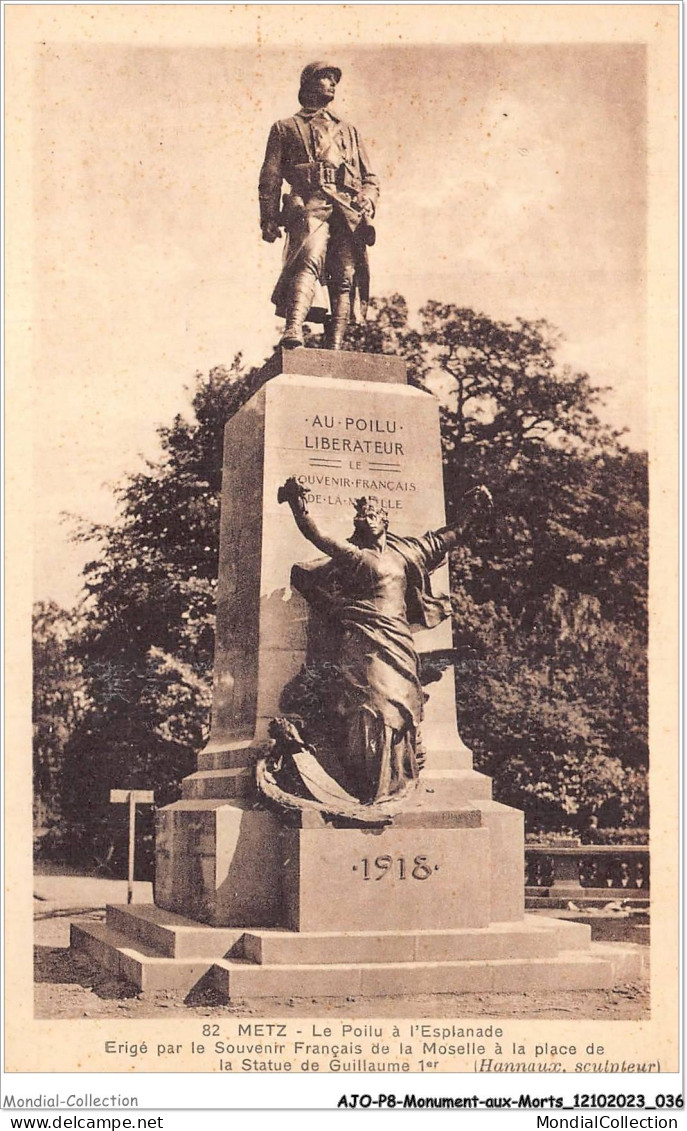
xmin=34 ymin=870 xmax=650 ymax=1021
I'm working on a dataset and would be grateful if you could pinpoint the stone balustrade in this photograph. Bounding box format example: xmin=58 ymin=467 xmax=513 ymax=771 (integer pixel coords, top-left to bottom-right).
xmin=525 ymin=844 xmax=649 ymax=898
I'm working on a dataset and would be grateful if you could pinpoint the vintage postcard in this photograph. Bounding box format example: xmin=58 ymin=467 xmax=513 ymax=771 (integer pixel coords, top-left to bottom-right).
xmin=4 ymin=0 xmax=680 ymax=1107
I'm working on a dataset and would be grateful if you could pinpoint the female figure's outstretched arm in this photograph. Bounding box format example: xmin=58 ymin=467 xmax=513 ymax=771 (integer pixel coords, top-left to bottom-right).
xmin=278 ymin=477 xmax=353 ymax=558
xmin=434 ymin=485 xmax=494 ymax=551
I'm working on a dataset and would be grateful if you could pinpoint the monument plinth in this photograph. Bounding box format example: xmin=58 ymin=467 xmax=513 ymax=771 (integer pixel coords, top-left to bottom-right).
xmin=155 ymin=348 xmax=500 ymax=926
xmin=72 ymin=350 xmax=642 ymax=997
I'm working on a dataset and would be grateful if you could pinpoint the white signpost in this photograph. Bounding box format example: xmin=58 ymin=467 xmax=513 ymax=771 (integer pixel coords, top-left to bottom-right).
xmin=109 ymin=789 xmax=155 ymax=904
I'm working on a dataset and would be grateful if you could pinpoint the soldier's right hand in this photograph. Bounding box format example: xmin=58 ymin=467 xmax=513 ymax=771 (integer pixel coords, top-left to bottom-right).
xmin=261 ymin=221 xmax=282 ymax=243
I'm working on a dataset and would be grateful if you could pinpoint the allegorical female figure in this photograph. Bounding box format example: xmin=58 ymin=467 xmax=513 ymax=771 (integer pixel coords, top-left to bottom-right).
xmin=275 ymin=478 xmax=492 ymax=810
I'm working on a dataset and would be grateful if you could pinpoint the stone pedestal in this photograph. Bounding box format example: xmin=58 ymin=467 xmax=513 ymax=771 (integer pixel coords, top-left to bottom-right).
xmin=71 ymin=348 xmax=638 ymax=999
xmin=154 ymin=347 xmax=521 ymax=932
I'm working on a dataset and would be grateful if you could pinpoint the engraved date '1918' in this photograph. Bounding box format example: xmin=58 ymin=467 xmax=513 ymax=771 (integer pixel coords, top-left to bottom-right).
xmin=353 ymin=855 xmax=439 ymax=880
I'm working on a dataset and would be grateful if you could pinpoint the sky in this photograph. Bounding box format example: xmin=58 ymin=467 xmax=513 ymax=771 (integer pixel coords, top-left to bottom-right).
xmin=30 ymin=36 xmax=646 ymax=607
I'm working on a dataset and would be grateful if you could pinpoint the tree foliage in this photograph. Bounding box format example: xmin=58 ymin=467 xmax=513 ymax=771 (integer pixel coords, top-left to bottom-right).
xmin=32 ymin=601 xmax=87 ymax=833
xmin=40 ymin=297 xmax=648 ymax=862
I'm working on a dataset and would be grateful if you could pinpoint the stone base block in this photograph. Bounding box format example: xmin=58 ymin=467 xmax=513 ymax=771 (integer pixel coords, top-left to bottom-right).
xmin=155 ymin=800 xmax=282 ymax=927
xmin=154 ymin=794 xmax=521 ymax=932
xmin=281 ymin=824 xmax=492 ymax=932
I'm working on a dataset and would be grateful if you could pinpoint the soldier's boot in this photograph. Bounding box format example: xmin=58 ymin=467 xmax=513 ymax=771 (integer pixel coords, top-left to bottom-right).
xmin=281 ymin=273 xmax=317 ymax=349
xmin=326 ymin=292 xmax=351 ymax=351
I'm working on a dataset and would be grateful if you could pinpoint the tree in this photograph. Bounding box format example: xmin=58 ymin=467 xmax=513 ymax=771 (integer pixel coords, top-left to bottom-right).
xmin=32 ymin=601 xmax=86 ymax=836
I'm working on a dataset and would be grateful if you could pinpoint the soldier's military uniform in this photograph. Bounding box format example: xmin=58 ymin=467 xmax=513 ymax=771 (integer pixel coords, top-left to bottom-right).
xmin=259 ymin=62 xmax=380 ymax=349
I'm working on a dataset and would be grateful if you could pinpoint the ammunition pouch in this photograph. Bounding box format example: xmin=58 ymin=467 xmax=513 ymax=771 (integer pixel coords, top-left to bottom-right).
xmin=359 ymin=220 xmax=376 ymax=247
xmin=279 ymin=192 xmax=305 ymax=227
xmin=292 ymin=160 xmax=364 ymax=198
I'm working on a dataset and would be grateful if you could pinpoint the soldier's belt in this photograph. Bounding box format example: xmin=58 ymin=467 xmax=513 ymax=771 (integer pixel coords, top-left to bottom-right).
xmin=292 ymin=160 xmax=336 ymax=189
xmin=293 ymin=160 xmax=362 ymax=194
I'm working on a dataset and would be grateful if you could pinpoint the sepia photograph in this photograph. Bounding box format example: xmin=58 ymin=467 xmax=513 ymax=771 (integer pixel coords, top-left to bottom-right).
xmin=4 ymin=3 xmax=679 ymax=1084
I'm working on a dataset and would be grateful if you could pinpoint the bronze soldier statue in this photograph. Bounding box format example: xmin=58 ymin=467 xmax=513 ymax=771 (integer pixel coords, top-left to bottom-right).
xmin=259 ymin=62 xmax=379 ymax=350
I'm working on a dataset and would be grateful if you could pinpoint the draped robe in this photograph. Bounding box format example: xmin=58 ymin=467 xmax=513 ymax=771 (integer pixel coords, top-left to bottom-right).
xmin=291 ymin=531 xmax=450 ymax=803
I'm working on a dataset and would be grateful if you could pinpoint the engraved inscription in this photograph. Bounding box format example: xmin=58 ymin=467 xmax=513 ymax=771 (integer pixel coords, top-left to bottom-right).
xmin=352 ymin=855 xmax=440 ymax=880
xmin=297 ymin=411 xmax=419 ymax=510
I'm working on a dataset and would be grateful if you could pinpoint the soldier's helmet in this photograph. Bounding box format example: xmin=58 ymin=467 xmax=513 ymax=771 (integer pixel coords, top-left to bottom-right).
xmin=298 ymin=61 xmax=342 ymax=104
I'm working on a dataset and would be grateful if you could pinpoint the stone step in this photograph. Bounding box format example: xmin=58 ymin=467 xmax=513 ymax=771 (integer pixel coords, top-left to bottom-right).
xmin=589 ymin=942 xmax=647 ymax=981
xmin=71 ymin=918 xmax=641 ymax=998
xmin=70 ymin=922 xmax=214 ymax=995
xmin=100 ymin=905 xmax=591 ymax=964
xmin=106 ymin=905 xmax=244 ymax=959
xmin=526 ymin=916 xmax=591 ymax=950
xmin=240 ymin=918 xmax=591 ymax=966
xmin=210 ymin=949 xmax=640 ymax=1000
